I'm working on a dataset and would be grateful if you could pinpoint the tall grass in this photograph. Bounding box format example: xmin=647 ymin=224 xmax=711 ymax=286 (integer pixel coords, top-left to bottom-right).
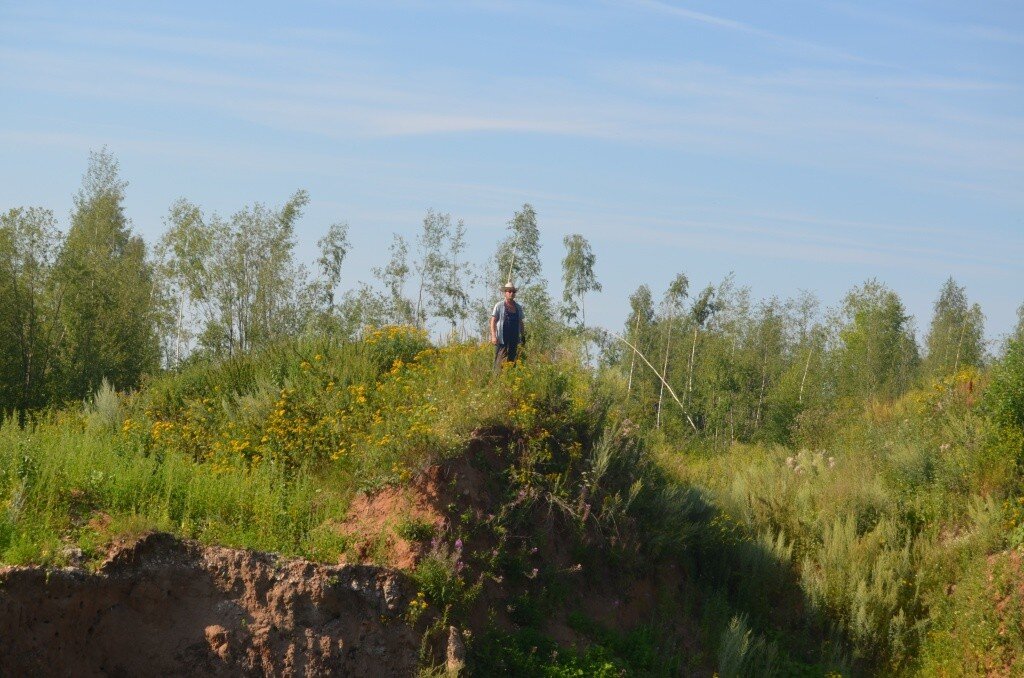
xmin=664 ymin=368 xmax=1020 ymax=673
xmin=0 ymin=415 xmax=345 ymax=564
xmin=4 ymin=329 xmax=1022 ymax=674
xmin=0 ymin=328 xmax=482 ymax=565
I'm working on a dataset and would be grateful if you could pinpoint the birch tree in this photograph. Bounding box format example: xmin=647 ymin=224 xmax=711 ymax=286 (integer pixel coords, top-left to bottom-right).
xmin=431 ymin=215 xmax=471 ymax=336
xmin=836 ymin=279 xmax=919 ymax=400
xmin=374 ymin=234 xmax=415 ymax=326
xmin=560 ymin=233 xmax=601 ymax=329
xmin=656 ymin=273 xmax=689 ymax=429
xmin=0 ymin=207 xmax=63 ymax=416
xmin=625 ymin=284 xmax=655 ymax=399
xmin=155 ymin=199 xmax=211 ymax=367
xmin=924 ymin=277 xmax=985 ymax=377
xmin=317 ymin=221 xmax=351 ymax=316
xmin=491 ymin=204 xmax=558 ymax=348
xmin=685 ymin=284 xmax=720 ymax=405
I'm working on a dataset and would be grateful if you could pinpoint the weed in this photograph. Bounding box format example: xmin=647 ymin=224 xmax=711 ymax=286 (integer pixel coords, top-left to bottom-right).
xmin=396 ymin=516 xmax=436 ymax=543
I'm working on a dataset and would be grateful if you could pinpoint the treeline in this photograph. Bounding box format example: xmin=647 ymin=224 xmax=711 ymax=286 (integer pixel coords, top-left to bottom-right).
xmin=0 ymin=151 xmax=601 ymax=416
xmin=2 ymin=150 xmax=1022 ymax=439
xmin=614 ymin=272 xmax=1022 ymax=446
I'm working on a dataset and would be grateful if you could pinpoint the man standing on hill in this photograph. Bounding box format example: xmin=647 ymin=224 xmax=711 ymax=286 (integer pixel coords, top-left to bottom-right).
xmin=491 ymin=282 xmax=525 ymax=369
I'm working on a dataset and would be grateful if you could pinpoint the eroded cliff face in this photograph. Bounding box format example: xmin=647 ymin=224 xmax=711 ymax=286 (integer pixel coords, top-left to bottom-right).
xmin=0 ymin=532 xmax=420 ymax=677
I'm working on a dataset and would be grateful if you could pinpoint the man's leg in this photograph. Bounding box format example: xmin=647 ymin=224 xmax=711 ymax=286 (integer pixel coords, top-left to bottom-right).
xmin=506 ymin=342 xmax=519 ymax=363
xmin=494 ymin=345 xmax=508 ymax=371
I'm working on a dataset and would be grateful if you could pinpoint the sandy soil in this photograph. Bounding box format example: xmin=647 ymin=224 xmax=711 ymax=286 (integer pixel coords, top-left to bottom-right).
xmin=0 ymin=532 xmax=420 ymax=677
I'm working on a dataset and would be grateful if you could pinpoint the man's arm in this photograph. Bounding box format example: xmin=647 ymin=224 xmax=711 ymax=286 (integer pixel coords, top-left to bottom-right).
xmin=490 ymin=315 xmax=498 ymax=345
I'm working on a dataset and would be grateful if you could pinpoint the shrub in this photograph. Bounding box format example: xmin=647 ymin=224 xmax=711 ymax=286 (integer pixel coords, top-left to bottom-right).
xmin=716 ymin=614 xmax=780 ymax=678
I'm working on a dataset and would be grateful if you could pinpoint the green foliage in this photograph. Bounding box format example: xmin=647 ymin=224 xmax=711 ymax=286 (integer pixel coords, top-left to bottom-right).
xmin=669 ymin=367 xmax=1017 ymax=674
xmin=834 ymin=279 xmax=919 ymax=401
xmin=84 ymin=379 xmax=124 ymax=433
xmin=470 ymin=628 xmax=625 ymax=677
xmin=923 ymin=277 xmax=985 ymax=378
xmin=413 ymin=210 xmax=471 ymax=333
xmin=494 ymin=203 xmax=542 ymax=292
xmin=0 ymin=206 xmax=63 ymax=417
xmin=5 ymin=156 xmax=1024 ymax=676
xmin=560 ymin=233 xmax=601 ymax=328
xmin=917 ymin=546 xmax=1024 ymax=676
xmin=365 ymin=324 xmax=433 ymax=373
xmin=0 ymin=411 xmax=338 ymax=564
xmin=986 ymin=338 xmax=1024 ymax=434
xmin=412 ymin=542 xmax=479 ymax=617
xmin=716 ymin=614 xmax=780 ymax=678
xmin=56 ymin=148 xmax=159 ymax=398
xmin=155 ymin=197 xmax=212 ymax=368
xmin=315 ymin=221 xmax=351 ymax=315
xmin=371 ymin=234 xmax=415 ymax=326
xmin=566 ymin=612 xmax=683 ymax=675
xmin=396 ymin=515 xmax=436 ymax=543
xmin=189 ymin=189 xmax=313 ymax=357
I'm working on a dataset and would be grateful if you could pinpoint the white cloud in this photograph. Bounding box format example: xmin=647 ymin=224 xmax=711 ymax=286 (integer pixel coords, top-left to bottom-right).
xmin=611 ymin=0 xmax=886 ymax=66
xmin=1 ymin=5 xmax=1021 ymax=199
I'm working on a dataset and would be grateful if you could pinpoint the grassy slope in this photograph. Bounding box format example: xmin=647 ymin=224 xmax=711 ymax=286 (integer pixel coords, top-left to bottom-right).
xmin=662 ymin=368 xmax=1024 ymax=675
xmin=1 ymin=329 xmax=1023 ymax=676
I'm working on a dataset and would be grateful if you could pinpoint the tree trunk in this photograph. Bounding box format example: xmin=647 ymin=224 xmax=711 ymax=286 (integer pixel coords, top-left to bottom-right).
xmin=175 ymin=288 xmax=185 ymax=367
xmin=626 ymin=314 xmax=640 ymax=397
xmin=756 ymin=347 xmax=768 ymax=427
xmin=685 ymin=326 xmax=698 ymax=404
xmin=656 ymin=313 xmax=674 ymax=429
xmin=798 ymin=339 xmax=815 ymax=404
xmin=953 ymin=321 xmax=967 ymax=373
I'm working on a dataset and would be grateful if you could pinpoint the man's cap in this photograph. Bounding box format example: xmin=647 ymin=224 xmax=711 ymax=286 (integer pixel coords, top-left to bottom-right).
xmin=502 ymin=282 xmax=518 ymax=292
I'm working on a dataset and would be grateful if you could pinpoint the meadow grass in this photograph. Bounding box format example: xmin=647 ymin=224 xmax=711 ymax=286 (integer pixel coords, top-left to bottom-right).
xmin=662 ymin=368 xmax=1023 ymax=674
xmin=3 ymin=330 xmax=1023 ymax=676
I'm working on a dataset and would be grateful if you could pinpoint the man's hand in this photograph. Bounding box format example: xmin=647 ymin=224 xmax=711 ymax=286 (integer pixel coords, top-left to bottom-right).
xmin=490 ymin=335 xmax=498 ymax=345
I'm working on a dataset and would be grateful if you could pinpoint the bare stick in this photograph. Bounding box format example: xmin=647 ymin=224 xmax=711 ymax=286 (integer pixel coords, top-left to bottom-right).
xmin=953 ymin=321 xmax=967 ymax=374
xmin=626 ymin=313 xmax=640 ymax=397
xmin=613 ymin=331 xmax=698 ymax=433
xmin=799 ymin=339 xmax=815 ymax=404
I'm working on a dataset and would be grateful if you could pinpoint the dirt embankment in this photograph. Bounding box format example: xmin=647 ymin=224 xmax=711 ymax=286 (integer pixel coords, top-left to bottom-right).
xmin=0 ymin=431 xmax=697 ymax=676
xmin=0 ymin=532 xmax=421 ymax=677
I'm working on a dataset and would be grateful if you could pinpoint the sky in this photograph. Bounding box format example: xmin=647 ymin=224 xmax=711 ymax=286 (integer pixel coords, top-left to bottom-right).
xmin=2 ymin=0 xmax=1022 ymax=344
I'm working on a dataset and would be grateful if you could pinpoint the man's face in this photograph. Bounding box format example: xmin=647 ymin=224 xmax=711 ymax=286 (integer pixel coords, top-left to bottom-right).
xmin=505 ymin=289 xmax=515 ymax=300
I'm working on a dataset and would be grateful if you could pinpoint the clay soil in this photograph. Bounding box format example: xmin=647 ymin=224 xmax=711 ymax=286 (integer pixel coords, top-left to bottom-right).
xmin=0 ymin=532 xmax=421 ymax=677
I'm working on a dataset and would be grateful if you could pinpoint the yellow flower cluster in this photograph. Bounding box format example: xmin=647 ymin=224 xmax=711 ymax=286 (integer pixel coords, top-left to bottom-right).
xmin=406 ymin=591 xmax=429 ymax=621
xmin=150 ymin=420 xmax=174 ymax=441
xmin=363 ymin=325 xmax=428 ymax=346
xmin=1003 ymin=495 xmax=1024 ymax=534
xmin=120 ymin=335 xmax=585 ymax=487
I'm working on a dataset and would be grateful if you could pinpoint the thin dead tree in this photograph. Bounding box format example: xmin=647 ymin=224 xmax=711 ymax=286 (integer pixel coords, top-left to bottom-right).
xmin=615 ymin=331 xmax=698 ymax=433
xmin=656 ymin=274 xmax=688 ymax=429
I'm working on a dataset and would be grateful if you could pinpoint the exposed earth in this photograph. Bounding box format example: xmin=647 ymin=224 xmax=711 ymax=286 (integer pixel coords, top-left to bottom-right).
xmin=0 ymin=532 xmax=423 ymax=677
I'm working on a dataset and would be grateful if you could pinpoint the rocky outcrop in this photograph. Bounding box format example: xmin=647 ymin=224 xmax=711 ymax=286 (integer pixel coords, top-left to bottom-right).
xmin=0 ymin=533 xmax=420 ymax=677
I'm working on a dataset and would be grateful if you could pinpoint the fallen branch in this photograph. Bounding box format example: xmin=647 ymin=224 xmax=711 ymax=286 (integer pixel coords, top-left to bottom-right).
xmin=611 ymin=331 xmax=699 ymax=433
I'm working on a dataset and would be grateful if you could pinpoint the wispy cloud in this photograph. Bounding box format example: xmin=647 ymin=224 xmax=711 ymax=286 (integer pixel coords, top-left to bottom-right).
xmin=964 ymin=25 xmax=1024 ymax=46
xmin=822 ymin=1 xmax=1024 ymax=47
xmin=8 ymin=48 xmax=1020 ymax=182
xmin=611 ymin=0 xmax=886 ymax=66
xmin=2 ymin=7 xmax=1021 ymax=199
xmin=591 ymin=216 xmax=1021 ymax=275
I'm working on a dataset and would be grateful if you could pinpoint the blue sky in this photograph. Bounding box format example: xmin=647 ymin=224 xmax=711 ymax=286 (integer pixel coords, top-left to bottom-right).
xmin=2 ymin=0 xmax=1022 ymax=342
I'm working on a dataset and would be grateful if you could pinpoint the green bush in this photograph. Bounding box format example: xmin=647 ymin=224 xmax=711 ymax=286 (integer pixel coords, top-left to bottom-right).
xmin=716 ymin=614 xmax=780 ymax=678
xmin=987 ymin=339 xmax=1024 ymax=432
